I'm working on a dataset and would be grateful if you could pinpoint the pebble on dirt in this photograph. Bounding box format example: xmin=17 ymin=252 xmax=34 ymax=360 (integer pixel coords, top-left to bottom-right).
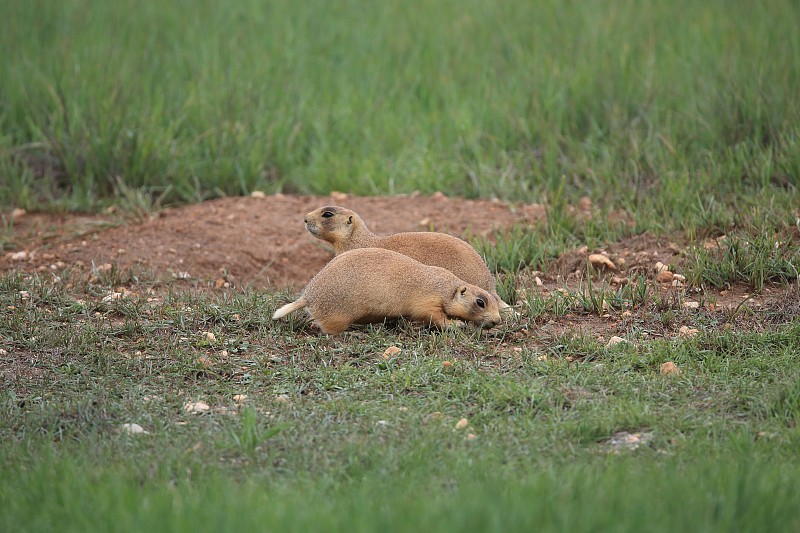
xmin=588 ymin=254 xmax=617 ymax=271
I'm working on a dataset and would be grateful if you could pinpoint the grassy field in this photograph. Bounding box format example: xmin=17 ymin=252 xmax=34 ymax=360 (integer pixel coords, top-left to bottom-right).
xmin=1 ymin=268 xmax=800 ymax=531
xmin=1 ymin=0 xmax=799 ymax=217
xmin=2 ymin=0 xmax=800 ymax=531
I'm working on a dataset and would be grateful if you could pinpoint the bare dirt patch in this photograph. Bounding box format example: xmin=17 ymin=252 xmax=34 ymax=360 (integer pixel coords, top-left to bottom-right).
xmin=2 ymin=194 xmax=546 ymax=288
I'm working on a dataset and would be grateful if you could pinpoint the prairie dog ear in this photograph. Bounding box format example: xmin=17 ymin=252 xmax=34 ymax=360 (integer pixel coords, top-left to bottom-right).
xmin=347 ymin=216 xmax=353 ymax=225
xmin=459 ymin=286 xmax=468 ymax=298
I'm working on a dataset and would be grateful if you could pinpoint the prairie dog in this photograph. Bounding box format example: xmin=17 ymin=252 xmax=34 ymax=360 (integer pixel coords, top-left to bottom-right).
xmin=304 ymin=206 xmax=508 ymax=307
xmin=272 ymin=248 xmax=501 ymax=334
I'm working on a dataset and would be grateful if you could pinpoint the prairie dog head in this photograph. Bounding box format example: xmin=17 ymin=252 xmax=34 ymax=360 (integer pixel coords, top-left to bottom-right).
xmin=448 ymin=285 xmax=502 ymax=328
xmin=304 ymin=206 xmax=360 ymax=244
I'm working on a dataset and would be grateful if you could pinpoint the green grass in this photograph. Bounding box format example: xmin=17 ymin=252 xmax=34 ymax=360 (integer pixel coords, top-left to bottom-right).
xmin=1 ymin=0 xmax=799 ymax=217
xmin=2 ymin=271 xmax=800 ymax=530
xmin=684 ymin=226 xmax=800 ymax=291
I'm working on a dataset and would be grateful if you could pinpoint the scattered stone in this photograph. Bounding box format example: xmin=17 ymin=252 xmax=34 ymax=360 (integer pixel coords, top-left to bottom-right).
xmin=671 ymin=279 xmax=683 ymax=287
xmin=250 ymin=191 xmax=266 ymax=198
xmin=655 ymin=262 xmax=668 ymax=273
xmin=330 ymin=191 xmax=348 ymax=201
xmin=183 ymin=401 xmax=210 ymax=414
xmin=466 ymin=433 xmax=478 ymax=441
xmin=606 ymin=336 xmax=627 ymax=347
xmin=683 ymin=301 xmax=700 ymax=309
xmin=432 ymin=191 xmax=448 ymax=201
xmin=382 ymin=346 xmax=401 ymax=359
xmin=0 ymin=348 xmax=7 ymax=356
xmin=418 ymin=217 xmax=431 ymax=227
xmin=442 ymin=360 xmax=453 ymax=368
xmin=18 ymin=291 xmax=30 ymax=300
xmin=660 ymin=361 xmax=681 ymax=375
xmin=174 ymin=271 xmax=192 ymax=280
xmin=196 ymin=356 xmax=212 ymax=368
xmin=534 ymin=276 xmax=543 ymax=287
xmin=611 ymin=276 xmax=629 ymax=285
xmin=678 ymin=326 xmax=699 ymax=337
xmin=9 ymin=251 xmax=28 ymax=261
xmin=578 ymin=196 xmax=593 ymax=211
xmin=621 ymin=311 xmax=633 ymax=318
xmin=275 ymin=394 xmax=290 ymax=404
xmin=605 ymin=431 xmax=653 ymax=452
xmin=672 ymin=273 xmax=686 ymax=282
xmin=120 ymin=423 xmax=149 ymax=435
xmin=204 ymin=331 xmax=216 ymax=342
xmin=454 ymin=418 xmax=469 ymax=430
xmin=424 ymin=412 xmax=443 ymax=422
xmin=656 ymin=270 xmax=674 ymax=283
xmin=11 ymin=208 xmax=26 ymax=219
xmin=589 ymin=254 xmax=617 ymax=271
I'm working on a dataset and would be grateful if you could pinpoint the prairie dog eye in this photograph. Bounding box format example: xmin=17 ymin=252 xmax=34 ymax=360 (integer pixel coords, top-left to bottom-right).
xmin=476 ymin=298 xmax=486 ymax=309
xmin=321 ymin=211 xmax=334 ymax=218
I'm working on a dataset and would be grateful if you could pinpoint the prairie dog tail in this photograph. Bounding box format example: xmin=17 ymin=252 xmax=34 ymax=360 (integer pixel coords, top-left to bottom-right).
xmin=272 ymin=298 xmax=308 ymax=320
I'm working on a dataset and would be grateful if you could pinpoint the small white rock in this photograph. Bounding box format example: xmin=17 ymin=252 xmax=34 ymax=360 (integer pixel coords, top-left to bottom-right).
xmin=120 ymin=423 xmax=149 ymax=435
xmin=683 ymin=301 xmax=700 ymax=309
xmin=606 ymin=336 xmax=627 ymax=347
xmin=250 ymin=191 xmax=266 ymax=198
xmin=183 ymin=401 xmax=210 ymax=414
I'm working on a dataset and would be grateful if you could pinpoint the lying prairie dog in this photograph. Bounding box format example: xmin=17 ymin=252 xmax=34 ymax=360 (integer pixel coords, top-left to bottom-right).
xmin=272 ymin=248 xmax=501 ymax=334
xmin=304 ymin=205 xmax=511 ymax=309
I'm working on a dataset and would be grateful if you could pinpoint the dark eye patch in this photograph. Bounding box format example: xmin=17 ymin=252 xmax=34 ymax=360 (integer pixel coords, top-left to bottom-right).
xmin=476 ymin=298 xmax=486 ymax=309
xmin=321 ymin=211 xmax=334 ymax=218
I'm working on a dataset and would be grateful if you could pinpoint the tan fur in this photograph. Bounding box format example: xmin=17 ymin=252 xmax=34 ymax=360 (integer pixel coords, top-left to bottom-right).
xmin=304 ymin=206 xmax=510 ymax=308
xmin=272 ymin=248 xmax=501 ymax=334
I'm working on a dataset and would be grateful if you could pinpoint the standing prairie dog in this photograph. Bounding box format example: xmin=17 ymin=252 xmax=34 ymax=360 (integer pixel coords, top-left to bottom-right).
xmin=272 ymin=248 xmax=501 ymax=334
xmin=304 ymin=206 xmax=510 ymax=308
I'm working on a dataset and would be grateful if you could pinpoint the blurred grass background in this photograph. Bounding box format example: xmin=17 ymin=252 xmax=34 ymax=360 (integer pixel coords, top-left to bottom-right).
xmin=1 ymin=0 xmax=798 ymax=212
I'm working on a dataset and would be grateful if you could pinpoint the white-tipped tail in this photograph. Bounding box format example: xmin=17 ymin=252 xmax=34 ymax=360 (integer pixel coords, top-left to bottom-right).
xmin=272 ymin=298 xmax=308 ymax=320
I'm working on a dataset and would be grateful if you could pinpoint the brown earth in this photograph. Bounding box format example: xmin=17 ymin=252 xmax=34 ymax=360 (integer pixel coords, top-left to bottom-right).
xmin=1 ymin=193 xmax=548 ymax=288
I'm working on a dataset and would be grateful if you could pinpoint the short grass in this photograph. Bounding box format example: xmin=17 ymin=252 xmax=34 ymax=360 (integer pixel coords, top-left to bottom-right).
xmin=2 ymin=269 xmax=800 ymax=531
xmin=1 ymin=0 xmax=799 ymax=220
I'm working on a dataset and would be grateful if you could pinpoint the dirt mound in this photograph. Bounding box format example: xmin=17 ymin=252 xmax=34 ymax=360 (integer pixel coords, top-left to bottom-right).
xmin=1 ymin=194 xmax=546 ymax=288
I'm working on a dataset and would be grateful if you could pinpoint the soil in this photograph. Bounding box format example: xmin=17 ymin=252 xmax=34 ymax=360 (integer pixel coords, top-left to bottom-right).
xmin=1 ymin=193 xmax=547 ymax=288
